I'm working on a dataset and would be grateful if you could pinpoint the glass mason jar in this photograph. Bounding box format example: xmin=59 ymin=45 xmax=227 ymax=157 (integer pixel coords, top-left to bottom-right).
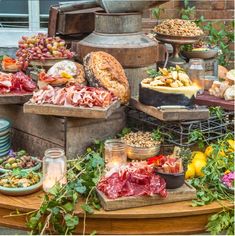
xmin=43 ymin=148 xmax=67 ymax=192
xmin=104 ymin=139 xmax=127 ymax=170
xmin=188 ymin=58 xmax=205 ymax=94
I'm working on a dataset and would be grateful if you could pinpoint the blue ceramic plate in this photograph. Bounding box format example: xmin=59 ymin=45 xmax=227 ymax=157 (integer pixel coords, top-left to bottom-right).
xmin=0 ymin=129 xmax=10 ymax=137
xmin=0 ymin=150 xmax=10 ymax=157
xmin=0 ymin=157 xmax=41 ymax=173
xmin=0 ymin=119 xmax=10 ymax=132
xmin=0 ymin=142 xmax=11 ymax=151
xmin=0 ymin=138 xmax=10 ymax=145
xmin=0 ymin=174 xmax=42 ymax=196
xmin=0 ymin=133 xmax=10 ymax=141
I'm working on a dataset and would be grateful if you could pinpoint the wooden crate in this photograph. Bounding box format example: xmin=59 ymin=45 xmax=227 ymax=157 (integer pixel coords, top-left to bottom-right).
xmin=0 ymin=105 xmax=125 ymax=158
xmin=57 ymin=7 xmax=102 ymax=35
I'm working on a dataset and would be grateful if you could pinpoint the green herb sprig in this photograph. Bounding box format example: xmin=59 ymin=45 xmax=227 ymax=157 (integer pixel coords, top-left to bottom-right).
xmin=27 ymin=148 xmax=105 ymax=235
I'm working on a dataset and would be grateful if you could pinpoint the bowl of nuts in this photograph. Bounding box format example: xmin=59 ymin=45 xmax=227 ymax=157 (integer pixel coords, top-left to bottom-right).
xmin=121 ymin=131 xmax=161 ymax=160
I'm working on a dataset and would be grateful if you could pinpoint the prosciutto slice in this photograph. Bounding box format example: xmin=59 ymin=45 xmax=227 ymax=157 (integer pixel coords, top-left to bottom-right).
xmin=97 ymin=161 xmax=167 ymax=199
xmin=30 ymin=85 xmax=116 ymax=108
xmin=0 ymin=71 xmax=36 ymax=94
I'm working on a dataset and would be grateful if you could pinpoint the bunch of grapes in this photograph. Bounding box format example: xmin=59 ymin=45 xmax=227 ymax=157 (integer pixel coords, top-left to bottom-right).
xmin=16 ymin=33 xmax=74 ymax=69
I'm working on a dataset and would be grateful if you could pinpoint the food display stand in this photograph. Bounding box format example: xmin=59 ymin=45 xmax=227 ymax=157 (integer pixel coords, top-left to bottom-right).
xmin=0 ymin=192 xmax=232 ymax=235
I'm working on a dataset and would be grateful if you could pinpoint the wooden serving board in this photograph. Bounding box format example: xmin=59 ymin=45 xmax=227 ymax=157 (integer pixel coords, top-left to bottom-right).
xmin=195 ymin=92 xmax=234 ymax=111
xmin=0 ymin=93 xmax=32 ymax=105
xmin=23 ymin=100 xmax=121 ymax=119
xmin=130 ymin=98 xmax=209 ymax=121
xmin=97 ymin=182 xmax=196 ymax=211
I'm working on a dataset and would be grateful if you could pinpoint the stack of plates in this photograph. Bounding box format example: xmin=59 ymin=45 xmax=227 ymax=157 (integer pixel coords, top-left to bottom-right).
xmin=0 ymin=119 xmax=11 ymax=157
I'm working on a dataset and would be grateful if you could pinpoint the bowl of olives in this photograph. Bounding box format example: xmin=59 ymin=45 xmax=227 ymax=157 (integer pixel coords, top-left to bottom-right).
xmin=0 ymin=170 xmax=42 ymax=196
xmin=0 ymin=150 xmax=41 ymax=173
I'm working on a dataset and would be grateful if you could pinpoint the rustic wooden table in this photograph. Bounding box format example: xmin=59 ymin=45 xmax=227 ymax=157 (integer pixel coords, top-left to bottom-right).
xmin=0 ymin=191 xmax=232 ymax=234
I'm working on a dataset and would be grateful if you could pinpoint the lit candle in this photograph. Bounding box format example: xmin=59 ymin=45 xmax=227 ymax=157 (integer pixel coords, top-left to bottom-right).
xmin=43 ymin=148 xmax=67 ymax=193
xmin=105 ymin=139 xmax=127 ymax=170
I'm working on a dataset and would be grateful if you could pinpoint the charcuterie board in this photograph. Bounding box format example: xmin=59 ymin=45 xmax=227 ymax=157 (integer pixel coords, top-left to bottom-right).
xmin=97 ymin=182 xmax=196 ymax=211
xmin=23 ymin=100 xmax=120 ymax=119
xmin=130 ymin=98 xmax=209 ymax=121
xmin=0 ymin=93 xmax=32 ymax=105
xmin=195 ymin=92 xmax=234 ymax=111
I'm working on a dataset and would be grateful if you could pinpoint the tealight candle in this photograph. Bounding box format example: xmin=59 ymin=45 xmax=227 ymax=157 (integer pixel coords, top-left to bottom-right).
xmin=43 ymin=148 xmax=67 ymax=193
xmin=105 ymin=139 xmax=127 ymax=170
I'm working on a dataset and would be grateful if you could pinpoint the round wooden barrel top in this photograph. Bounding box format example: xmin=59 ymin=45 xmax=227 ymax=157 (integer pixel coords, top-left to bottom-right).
xmin=0 ymin=191 xmax=232 ymax=234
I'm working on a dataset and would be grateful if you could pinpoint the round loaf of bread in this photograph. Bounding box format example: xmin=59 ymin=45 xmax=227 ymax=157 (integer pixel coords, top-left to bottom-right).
xmin=83 ymin=51 xmax=130 ymax=104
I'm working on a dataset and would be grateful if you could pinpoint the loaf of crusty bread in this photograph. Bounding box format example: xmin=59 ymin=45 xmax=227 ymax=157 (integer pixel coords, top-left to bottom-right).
xmin=83 ymin=51 xmax=130 ymax=104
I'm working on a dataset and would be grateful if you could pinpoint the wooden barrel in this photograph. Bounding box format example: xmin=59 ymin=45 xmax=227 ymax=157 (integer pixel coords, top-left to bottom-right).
xmin=77 ymin=12 xmax=158 ymax=68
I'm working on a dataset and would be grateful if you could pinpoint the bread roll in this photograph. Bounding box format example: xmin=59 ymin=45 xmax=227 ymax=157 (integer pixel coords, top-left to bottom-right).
xmin=83 ymin=51 xmax=130 ymax=104
xmin=218 ymin=65 xmax=228 ymax=80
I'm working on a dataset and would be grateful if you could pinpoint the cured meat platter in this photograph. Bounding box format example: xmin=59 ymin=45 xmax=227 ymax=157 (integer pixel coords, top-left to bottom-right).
xmin=130 ymin=98 xmax=209 ymax=121
xmin=97 ymin=182 xmax=196 ymax=211
xmin=23 ymin=100 xmax=120 ymax=119
xmin=0 ymin=93 xmax=32 ymax=105
xmin=195 ymin=92 xmax=234 ymax=111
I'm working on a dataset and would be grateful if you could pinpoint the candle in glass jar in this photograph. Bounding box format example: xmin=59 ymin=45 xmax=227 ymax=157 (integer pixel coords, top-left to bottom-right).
xmin=188 ymin=58 xmax=205 ymax=94
xmin=105 ymin=139 xmax=127 ymax=170
xmin=43 ymin=148 xmax=67 ymax=193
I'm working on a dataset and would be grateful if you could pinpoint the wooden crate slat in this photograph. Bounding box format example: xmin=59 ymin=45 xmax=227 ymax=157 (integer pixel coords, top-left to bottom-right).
xmin=130 ymin=98 xmax=209 ymax=121
xmin=0 ymin=93 xmax=32 ymax=105
xmin=24 ymin=101 xmax=121 ymax=119
xmin=0 ymin=104 xmax=65 ymax=146
xmin=66 ymin=107 xmax=126 ymax=156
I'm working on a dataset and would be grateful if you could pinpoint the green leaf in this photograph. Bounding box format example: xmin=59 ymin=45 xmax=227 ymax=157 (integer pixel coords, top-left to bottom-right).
xmin=48 ymin=183 xmax=61 ymax=196
xmin=64 ymin=214 xmax=79 ymax=229
xmin=62 ymin=202 xmax=74 ymax=212
xmin=75 ymin=185 xmax=86 ymax=194
xmin=81 ymin=204 xmax=94 ymax=214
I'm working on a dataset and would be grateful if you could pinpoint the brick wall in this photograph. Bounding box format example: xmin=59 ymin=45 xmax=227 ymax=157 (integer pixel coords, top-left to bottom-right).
xmin=142 ymin=0 xmax=234 ymax=31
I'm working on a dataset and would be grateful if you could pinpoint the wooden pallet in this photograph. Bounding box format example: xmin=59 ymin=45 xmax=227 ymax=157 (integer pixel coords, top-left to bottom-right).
xmin=24 ymin=100 xmax=120 ymax=119
xmin=0 ymin=93 xmax=32 ymax=105
xmin=97 ymin=182 xmax=196 ymax=211
xmin=130 ymin=98 xmax=209 ymax=121
xmin=195 ymin=92 xmax=234 ymax=111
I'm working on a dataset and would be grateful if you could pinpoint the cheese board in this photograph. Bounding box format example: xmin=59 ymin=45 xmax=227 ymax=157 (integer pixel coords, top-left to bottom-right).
xmin=0 ymin=93 xmax=32 ymax=105
xmin=97 ymin=182 xmax=196 ymax=211
xmin=130 ymin=98 xmax=209 ymax=121
xmin=23 ymin=100 xmax=121 ymax=119
xmin=195 ymin=91 xmax=234 ymax=111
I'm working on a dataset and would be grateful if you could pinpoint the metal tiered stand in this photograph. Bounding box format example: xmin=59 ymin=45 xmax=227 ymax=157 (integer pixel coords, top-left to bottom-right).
xmin=155 ymin=33 xmax=202 ymax=66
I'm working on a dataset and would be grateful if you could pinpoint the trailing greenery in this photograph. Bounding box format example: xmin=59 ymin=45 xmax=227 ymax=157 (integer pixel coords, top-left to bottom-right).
xmin=151 ymin=7 xmax=165 ymax=20
xmin=187 ymin=134 xmax=234 ymax=235
xmin=209 ymin=106 xmax=224 ymax=121
xmin=180 ymin=0 xmax=196 ymax=20
xmin=206 ymin=209 xmax=234 ymax=235
xmin=26 ymin=148 xmax=105 ymax=235
xmin=188 ymin=129 xmax=207 ymax=150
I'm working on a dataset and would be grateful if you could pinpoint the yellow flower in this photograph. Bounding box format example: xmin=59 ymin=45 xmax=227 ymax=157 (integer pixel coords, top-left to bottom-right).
xmin=224 ymin=170 xmax=230 ymax=174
